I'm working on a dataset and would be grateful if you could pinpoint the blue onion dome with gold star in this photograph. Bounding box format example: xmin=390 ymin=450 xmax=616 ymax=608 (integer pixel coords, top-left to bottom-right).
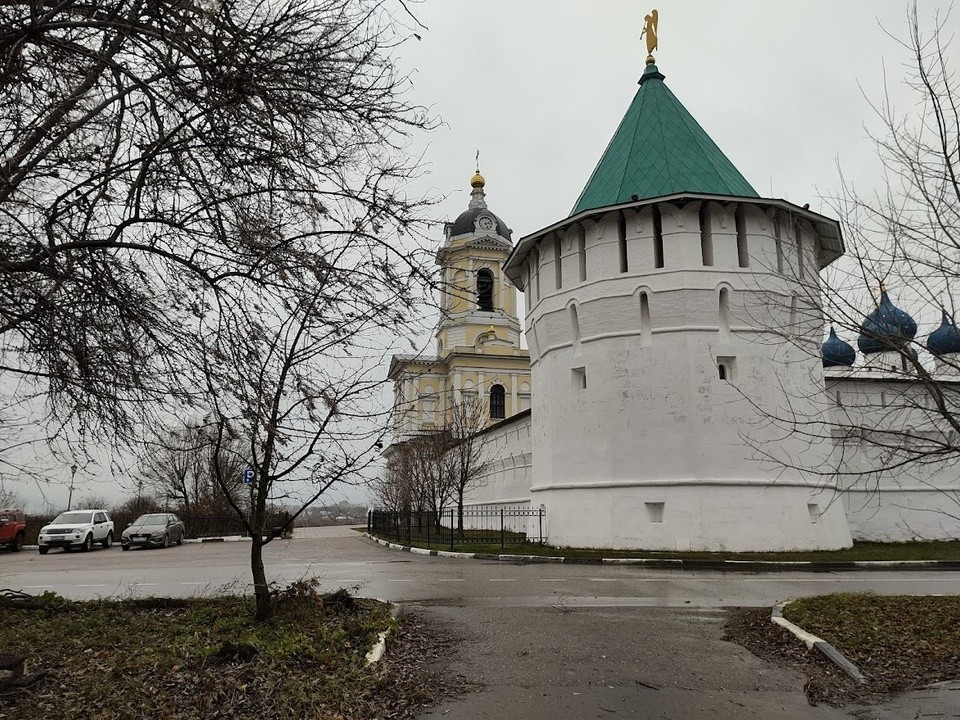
xmin=927 ymin=312 xmax=960 ymax=356
xmin=857 ymin=290 xmax=918 ymax=354
xmin=822 ymin=327 xmax=856 ymax=368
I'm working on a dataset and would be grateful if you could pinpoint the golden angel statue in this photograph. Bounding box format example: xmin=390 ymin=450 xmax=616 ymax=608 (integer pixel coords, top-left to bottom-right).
xmin=640 ymin=9 xmax=658 ymax=63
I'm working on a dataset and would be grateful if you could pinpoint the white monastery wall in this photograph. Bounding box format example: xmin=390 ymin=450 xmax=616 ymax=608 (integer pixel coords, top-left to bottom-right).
xmin=463 ymin=411 xmax=534 ymax=509
xmin=461 ymin=411 xmax=535 ymax=534
xmin=827 ymin=372 xmax=960 ymax=541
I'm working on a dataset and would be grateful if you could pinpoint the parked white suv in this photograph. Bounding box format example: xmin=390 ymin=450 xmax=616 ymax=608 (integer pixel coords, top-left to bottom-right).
xmin=38 ymin=509 xmax=114 ymax=554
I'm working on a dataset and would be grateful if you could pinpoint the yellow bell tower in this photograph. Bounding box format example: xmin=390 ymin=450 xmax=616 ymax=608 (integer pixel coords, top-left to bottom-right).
xmin=387 ymin=169 xmax=531 ymax=441
xmin=435 ymin=170 xmax=522 ymax=357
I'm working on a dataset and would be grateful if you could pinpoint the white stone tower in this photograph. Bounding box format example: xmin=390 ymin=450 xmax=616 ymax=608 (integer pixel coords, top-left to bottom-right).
xmin=501 ymin=57 xmax=852 ymax=551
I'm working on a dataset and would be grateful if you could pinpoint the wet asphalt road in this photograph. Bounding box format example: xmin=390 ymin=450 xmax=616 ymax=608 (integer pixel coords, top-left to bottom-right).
xmin=3 ymin=526 xmax=959 ymax=718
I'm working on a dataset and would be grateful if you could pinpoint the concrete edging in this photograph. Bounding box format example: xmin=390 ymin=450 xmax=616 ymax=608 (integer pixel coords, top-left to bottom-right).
xmin=362 ymin=534 xmax=960 ymax=572
xmin=771 ymin=602 xmax=867 ymax=684
xmin=365 ymin=601 xmax=401 ymax=666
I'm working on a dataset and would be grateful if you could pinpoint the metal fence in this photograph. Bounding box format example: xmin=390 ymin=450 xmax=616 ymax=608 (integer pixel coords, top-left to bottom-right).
xmin=368 ymin=506 xmax=546 ymax=550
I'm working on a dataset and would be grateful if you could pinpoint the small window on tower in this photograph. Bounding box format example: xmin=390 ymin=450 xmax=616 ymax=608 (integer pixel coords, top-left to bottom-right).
xmin=572 ymin=367 xmax=587 ymax=390
xmin=477 ymin=268 xmax=494 ymax=311
xmin=717 ymin=356 xmax=737 ymax=382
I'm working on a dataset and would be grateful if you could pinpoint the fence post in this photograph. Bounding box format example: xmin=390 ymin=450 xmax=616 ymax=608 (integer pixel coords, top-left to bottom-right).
xmin=449 ymin=508 xmax=454 ymax=551
xmin=500 ymin=507 xmax=505 ymax=550
xmin=367 ymin=510 xmax=372 ymax=535
xmin=406 ymin=510 xmax=411 ymax=546
xmin=539 ymin=506 xmax=544 ymax=546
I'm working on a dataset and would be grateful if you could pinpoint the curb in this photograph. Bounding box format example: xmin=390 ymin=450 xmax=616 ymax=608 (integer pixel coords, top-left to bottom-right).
xmin=362 ymin=535 xmax=960 ymax=572
xmin=771 ymin=603 xmax=866 ymax=684
xmin=365 ymin=601 xmax=401 ymax=666
xmin=191 ymin=536 xmax=252 ymax=544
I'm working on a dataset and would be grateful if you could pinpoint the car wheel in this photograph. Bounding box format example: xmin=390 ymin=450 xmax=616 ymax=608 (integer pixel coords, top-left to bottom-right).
xmin=102 ymin=531 xmax=113 ymax=549
xmin=13 ymin=533 xmax=24 ymax=552
xmin=121 ymin=544 xmax=130 ymax=551
xmin=162 ymin=533 xmax=169 ymax=549
xmin=38 ymin=546 xmax=49 ymax=555
xmin=176 ymin=532 xmax=183 ymax=546
xmin=80 ymin=534 xmax=92 ymax=552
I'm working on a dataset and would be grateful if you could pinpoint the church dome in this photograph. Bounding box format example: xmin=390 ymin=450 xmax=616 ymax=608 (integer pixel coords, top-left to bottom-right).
xmin=448 ymin=206 xmax=512 ymax=239
xmin=447 ymin=171 xmax=512 ymax=239
xmin=857 ymin=290 xmax=917 ymax=354
xmin=822 ymin=327 xmax=856 ymax=367
xmin=927 ymin=312 xmax=960 ymax=356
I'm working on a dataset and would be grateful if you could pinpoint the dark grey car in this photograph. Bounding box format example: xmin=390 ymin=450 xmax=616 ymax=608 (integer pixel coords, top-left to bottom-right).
xmin=120 ymin=513 xmax=185 ymax=550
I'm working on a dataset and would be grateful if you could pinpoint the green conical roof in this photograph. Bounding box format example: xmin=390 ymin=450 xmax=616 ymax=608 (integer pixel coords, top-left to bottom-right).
xmin=570 ymin=64 xmax=758 ymax=216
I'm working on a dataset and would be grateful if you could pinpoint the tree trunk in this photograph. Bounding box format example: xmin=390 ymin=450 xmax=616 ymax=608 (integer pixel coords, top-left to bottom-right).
xmin=457 ymin=490 xmax=464 ymax=538
xmin=250 ymin=536 xmax=271 ymax=621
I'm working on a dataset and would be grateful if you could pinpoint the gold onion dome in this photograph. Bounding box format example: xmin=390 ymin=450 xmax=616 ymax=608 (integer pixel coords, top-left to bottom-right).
xmin=470 ymin=171 xmax=485 ymax=189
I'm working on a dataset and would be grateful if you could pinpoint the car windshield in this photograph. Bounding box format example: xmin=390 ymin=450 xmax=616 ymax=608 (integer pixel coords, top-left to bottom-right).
xmin=134 ymin=514 xmax=168 ymax=525
xmin=53 ymin=511 xmax=93 ymax=524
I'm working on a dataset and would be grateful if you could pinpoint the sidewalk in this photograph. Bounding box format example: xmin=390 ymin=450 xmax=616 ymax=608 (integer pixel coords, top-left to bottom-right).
xmin=365 ymin=534 xmax=960 ymax=572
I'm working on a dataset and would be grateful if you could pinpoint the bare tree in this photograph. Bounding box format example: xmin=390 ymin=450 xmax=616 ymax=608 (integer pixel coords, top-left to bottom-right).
xmin=200 ymin=246 xmax=432 ymax=619
xmin=0 ymin=487 xmax=23 ymax=509
xmin=742 ymin=2 xmax=960 ymax=529
xmin=375 ymin=392 xmax=491 ymax=536
xmin=442 ymin=394 xmax=489 ymax=536
xmin=0 ymin=0 xmax=438 ymax=614
xmin=0 ymin=0 xmax=434 ymax=446
xmin=373 ymin=449 xmax=413 ymax=513
xmin=138 ymin=423 xmax=246 ymax=512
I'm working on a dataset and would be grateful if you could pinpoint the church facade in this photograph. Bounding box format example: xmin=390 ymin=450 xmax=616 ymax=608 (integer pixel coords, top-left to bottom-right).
xmin=386 ymin=55 xmax=960 ymax=550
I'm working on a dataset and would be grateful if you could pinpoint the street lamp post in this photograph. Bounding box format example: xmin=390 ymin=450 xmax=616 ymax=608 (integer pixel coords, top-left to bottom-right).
xmin=67 ymin=464 xmax=77 ymax=510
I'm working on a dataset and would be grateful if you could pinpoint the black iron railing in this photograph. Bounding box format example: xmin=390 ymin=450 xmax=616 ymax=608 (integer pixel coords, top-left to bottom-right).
xmin=368 ymin=506 xmax=545 ymax=550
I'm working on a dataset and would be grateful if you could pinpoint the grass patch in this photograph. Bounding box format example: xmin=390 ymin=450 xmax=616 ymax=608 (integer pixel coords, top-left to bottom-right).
xmin=0 ymin=582 xmax=395 ymax=719
xmin=784 ymin=593 xmax=960 ymax=692
xmin=369 ymin=533 xmax=960 ymax=562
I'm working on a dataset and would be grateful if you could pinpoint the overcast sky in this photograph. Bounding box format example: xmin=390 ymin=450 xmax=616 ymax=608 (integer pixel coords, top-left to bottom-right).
xmin=398 ymin=0 xmax=955 ymax=242
xmin=11 ymin=0 xmax=956 ymax=512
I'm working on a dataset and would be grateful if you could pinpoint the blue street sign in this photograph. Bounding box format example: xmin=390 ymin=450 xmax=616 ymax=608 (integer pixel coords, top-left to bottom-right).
xmin=243 ymin=467 xmax=255 ymax=485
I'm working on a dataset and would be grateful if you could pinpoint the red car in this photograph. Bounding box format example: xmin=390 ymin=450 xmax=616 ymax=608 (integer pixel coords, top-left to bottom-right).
xmin=0 ymin=509 xmax=26 ymax=552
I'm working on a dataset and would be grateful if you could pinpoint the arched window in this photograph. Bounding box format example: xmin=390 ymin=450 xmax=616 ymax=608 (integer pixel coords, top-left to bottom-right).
xmin=489 ymin=384 xmax=506 ymax=419
xmin=554 ymin=235 xmax=563 ymax=289
xmin=639 ymin=291 xmax=652 ymax=346
xmin=477 ymin=268 xmax=494 ymax=311
xmin=577 ymin=225 xmax=587 ymax=281
xmin=699 ymin=203 xmax=714 ymax=266
xmin=735 ymin=205 xmax=749 ymax=268
xmin=618 ymin=211 xmax=628 ymax=273
xmin=569 ymin=304 xmax=581 ymax=346
xmin=719 ymin=287 xmax=731 ymax=342
xmin=653 ymin=205 xmax=664 ymax=269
